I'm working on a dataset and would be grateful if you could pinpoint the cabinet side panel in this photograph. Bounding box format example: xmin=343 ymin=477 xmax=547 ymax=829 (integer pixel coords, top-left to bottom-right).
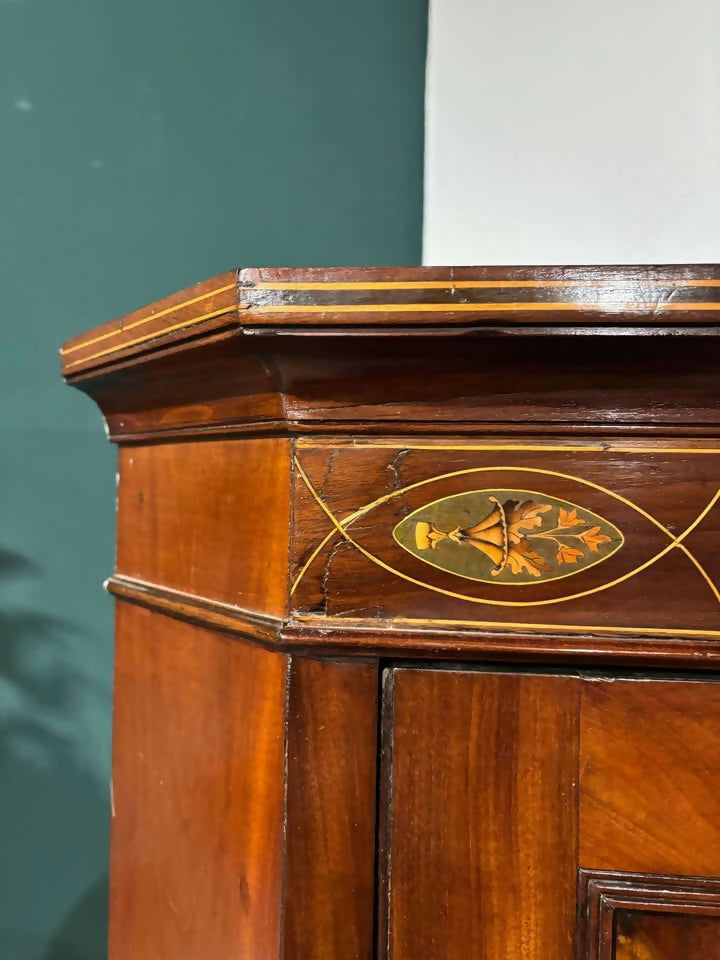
xmin=117 ymin=437 xmax=291 ymax=616
xmin=108 ymin=602 xmax=287 ymax=960
xmin=386 ymin=669 xmax=580 ymax=960
xmin=284 ymin=657 xmax=379 ymax=960
xmin=580 ymin=679 xmax=720 ymax=876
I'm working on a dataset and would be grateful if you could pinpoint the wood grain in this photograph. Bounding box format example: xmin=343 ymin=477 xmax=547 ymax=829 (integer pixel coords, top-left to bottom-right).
xmin=284 ymin=657 xmax=379 ymax=960
xmin=580 ymin=679 xmax=720 ymax=876
xmin=108 ymin=603 xmax=287 ymax=960
xmin=615 ymin=912 xmax=720 ymax=959
xmin=117 ymin=437 xmax=291 ymax=616
xmin=275 ymin=335 xmax=720 ymax=432
xmin=384 ymin=668 xmax=580 ymax=960
xmin=282 ymin=618 xmax=720 ymax=667
xmin=104 ymin=573 xmax=720 ymax=668
xmin=69 ymin=332 xmax=720 ymax=441
xmin=105 ymin=574 xmax=284 ymax=648
xmin=291 ymin=441 xmax=720 ymax=642
xmin=79 ymin=333 xmax=284 ymax=441
xmin=61 ymin=270 xmax=238 ymax=374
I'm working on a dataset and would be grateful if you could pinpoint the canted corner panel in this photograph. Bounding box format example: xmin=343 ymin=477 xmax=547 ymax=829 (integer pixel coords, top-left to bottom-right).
xmin=116 ymin=437 xmax=292 ymax=617
xmin=577 ymin=870 xmax=720 ymax=960
xmin=290 ymin=440 xmax=720 ymax=643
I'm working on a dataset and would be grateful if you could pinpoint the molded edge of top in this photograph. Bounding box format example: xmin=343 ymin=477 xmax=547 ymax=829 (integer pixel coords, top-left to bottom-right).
xmin=61 ymin=263 xmax=720 ymax=378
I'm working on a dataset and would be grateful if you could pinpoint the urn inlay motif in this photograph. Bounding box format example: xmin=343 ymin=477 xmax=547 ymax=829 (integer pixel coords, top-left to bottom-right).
xmin=393 ymin=489 xmax=624 ymax=585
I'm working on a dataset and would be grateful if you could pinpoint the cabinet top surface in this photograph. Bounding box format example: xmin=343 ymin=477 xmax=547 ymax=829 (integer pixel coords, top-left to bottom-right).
xmin=61 ymin=264 xmax=720 ymax=378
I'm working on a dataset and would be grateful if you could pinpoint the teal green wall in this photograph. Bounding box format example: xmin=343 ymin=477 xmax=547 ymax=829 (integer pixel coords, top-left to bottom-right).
xmin=0 ymin=2 xmax=426 ymax=956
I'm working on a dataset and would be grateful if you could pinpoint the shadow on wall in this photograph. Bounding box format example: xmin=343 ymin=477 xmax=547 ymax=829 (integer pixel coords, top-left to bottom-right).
xmin=0 ymin=547 xmax=109 ymax=960
xmin=40 ymin=879 xmax=109 ymax=960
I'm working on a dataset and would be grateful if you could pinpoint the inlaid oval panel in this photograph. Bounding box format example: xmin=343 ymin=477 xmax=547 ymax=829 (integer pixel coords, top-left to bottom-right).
xmin=393 ymin=489 xmax=624 ymax=585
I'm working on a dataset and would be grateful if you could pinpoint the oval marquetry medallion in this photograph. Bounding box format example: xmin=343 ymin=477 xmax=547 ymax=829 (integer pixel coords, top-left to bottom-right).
xmin=393 ymin=489 xmax=624 ymax=585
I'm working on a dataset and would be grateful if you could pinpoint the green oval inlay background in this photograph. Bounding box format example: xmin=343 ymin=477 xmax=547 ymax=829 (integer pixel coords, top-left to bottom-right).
xmin=393 ymin=488 xmax=624 ymax=585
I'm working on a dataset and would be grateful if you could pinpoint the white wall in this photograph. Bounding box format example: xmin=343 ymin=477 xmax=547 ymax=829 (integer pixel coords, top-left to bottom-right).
xmin=423 ymin=0 xmax=720 ymax=265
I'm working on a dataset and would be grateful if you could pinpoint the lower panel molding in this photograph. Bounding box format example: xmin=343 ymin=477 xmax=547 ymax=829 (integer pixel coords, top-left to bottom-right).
xmin=107 ymin=574 xmax=720 ymax=667
xmin=577 ymin=870 xmax=720 ymax=960
xmin=106 ymin=575 xmax=284 ymax=649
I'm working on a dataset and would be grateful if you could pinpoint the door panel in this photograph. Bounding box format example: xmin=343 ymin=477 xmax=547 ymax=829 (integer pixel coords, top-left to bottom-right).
xmin=580 ymin=680 xmax=720 ymax=876
xmin=383 ymin=668 xmax=720 ymax=960
xmin=384 ymin=669 xmax=580 ymax=960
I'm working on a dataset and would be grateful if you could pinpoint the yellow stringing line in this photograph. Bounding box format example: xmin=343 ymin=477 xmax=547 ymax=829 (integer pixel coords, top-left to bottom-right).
xmin=63 ymin=305 xmax=237 ymax=370
xmin=61 ymin=281 xmax=236 ymax=356
xmin=295 ymin=442 xmax=720 ymax=454
xmin=252 ymin=301 xmax=720 ymax=314
xmin=292 ymin=612 xmax=720 ymax=640
xmin=254 ymin=279 xmax=720 ymax=290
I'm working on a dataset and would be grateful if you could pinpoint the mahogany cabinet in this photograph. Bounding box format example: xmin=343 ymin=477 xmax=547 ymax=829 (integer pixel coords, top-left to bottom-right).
xmin=62 ymin=265 xmax=720 ymax=959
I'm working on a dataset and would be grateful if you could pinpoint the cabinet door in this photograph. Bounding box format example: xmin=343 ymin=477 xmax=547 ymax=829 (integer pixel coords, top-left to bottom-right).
xmin=380 ymin=668 xmax=720 ymax=960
